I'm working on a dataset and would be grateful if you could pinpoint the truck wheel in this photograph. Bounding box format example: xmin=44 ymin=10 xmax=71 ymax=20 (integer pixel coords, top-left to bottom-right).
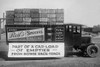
xmin=86 ymin=45 xmax=99 ymax=57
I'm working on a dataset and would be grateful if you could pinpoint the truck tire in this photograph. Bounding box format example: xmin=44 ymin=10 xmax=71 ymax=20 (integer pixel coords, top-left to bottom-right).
xmin=86 ymin=45 xmax=99 ymax=57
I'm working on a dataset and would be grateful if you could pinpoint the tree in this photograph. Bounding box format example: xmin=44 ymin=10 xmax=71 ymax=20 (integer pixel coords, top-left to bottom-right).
xmin=93 ymin=25 xmax=100 ymax=33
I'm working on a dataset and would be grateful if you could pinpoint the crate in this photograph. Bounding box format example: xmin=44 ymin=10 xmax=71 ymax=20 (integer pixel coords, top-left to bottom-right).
xmin=31 ymin=21 xmax=39 ymax=25
xmin=40 ymin=18 xmax=48 ymax=22
xmin=30 ymin=13 xmax=40 ymax=18
xmin=55 ymin=9 xmax=64 ymax=13
xmin=39 ymin=9 xmax=47 ymax=13
xmin=31 ymin=18 xmax=39 ymax=22
xmin=47 ymin=22 xmax=56 ymax=25
xmin=22 ymin=14 xmax=30 ymax=18
xmin=6 ymin=8 xmax=64 ymax=25
xmin=47 ymin=14 xmax=56 ymax=18
xmin=30 ymin=9 xmax=39 ymax=13
xmin=6 ymin=11 xmax=15 ymax=19
xmin=6 ymin=11 xmax=14 ymax=15
xmin=47 ymin=9 xmax=56 ymax=13
xmin=39 ymin=22 xmax=47 ymax=25
xmin=40 ymin=13 xmax=48 ymax=18
xmin=6 ymin=22 xmax=14 ymax=25
xmin=23 ymin=22 xmax=31 ymax=25
xmin=56 ymin=14 xmax=64 ymax=18
xmin=23 ymin=9 xmax=30 ymax=13
xmin=6 ymin=18 xmax=14 ymax=22
xmin=14 ymin=22 xmax=25 ymax=25
xmin=48 ymin=18 xmax=56 ymax=22
xmin=56 ymin=22 xmax=64 ymax=25
xmin=23 ymin=18 xmax=31 ymax=22
xmin=56 ymin=17 xmax=64 ymax=22
xmin=14 ymin=9 xmax=23 ymax=13
xmin=14 ymin=18 xmax=23 ymax=22
xmin=15 ymin=14 xmax=23 ymax=18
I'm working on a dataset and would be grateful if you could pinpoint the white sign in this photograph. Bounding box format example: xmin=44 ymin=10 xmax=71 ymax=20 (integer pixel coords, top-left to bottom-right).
xmin=8 ymin=28 xmax=44 ymax=39
xmin=8 ymin=43 xmax=64 ymax=57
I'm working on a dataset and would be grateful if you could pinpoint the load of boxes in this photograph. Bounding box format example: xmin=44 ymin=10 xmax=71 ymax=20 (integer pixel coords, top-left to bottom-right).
xmin=6 ymin=9 xmax=64 ymax=25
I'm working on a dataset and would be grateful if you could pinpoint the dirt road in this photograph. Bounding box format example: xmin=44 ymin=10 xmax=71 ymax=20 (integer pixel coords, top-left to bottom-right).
xmin=0 ymin=57 xmax=100 ymax=67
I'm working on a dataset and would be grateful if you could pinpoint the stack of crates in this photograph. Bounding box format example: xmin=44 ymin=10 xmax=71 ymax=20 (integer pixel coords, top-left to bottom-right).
xmin=55 ymin=9 xmax=64 ymax=24
xmin=31 ymin=9 xmax=40 ymax=24
xmin=6 ymin=9 xmax=64 ymax=25
xmin=14 ymin=9 xmax=23 ymax=25
xmin=14 ymin=9 xmax=31 ymax=25
xmin=39 ymin=9 xmax=48 ymax=24
xmin=6 ymin=11 xmax=14 ymax=25
xmin=39 ymin=9 xmax=64 ymax=25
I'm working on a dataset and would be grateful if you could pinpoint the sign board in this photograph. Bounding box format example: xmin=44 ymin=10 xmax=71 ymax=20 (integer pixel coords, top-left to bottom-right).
xmin=8 ymin=43 xmax=64 ymax=57
xmin=8 ymin=28 xmax=44 ymax=41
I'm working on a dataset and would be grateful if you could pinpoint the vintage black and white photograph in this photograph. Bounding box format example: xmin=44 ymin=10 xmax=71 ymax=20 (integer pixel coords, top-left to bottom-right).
xmin=0 ymin=0 xmax=100 ymax=67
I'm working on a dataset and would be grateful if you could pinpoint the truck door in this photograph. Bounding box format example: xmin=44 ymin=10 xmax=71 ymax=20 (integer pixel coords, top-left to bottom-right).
xmin=64 ymin=25 xmax=82 ymax=56
xmin=72 ymin=26 xmax=82 ymax=49
xmin=65 ymin=25 xmax=73 ymax=46
xmin=65 ymin=25 xmax=74 ymax=56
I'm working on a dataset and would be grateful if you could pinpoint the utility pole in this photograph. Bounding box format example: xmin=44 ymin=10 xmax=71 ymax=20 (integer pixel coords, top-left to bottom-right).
xmin=0 ymin=20 xmax=1 ymax=40
xmin=0 ymin=13 xmax=6 ymax=40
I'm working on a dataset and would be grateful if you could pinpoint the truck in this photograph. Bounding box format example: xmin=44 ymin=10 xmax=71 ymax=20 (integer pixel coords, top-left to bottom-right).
xmin=5 ymin=24 xmax=99 ymax=58
xmin=5 ymin=9 xmax=99 ymax=59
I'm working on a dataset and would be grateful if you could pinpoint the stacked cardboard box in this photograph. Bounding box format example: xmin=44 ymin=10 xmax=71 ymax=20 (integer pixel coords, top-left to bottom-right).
xmin=6 ymin=9 xmax=64 ymax=25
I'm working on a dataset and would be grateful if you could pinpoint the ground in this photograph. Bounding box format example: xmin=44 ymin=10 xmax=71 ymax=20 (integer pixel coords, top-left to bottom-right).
xmin=0 ymin=33 xmax=100 ymax=67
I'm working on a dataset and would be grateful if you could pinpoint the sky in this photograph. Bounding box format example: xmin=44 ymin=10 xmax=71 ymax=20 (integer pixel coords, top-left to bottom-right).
xmin=0 ymin=0 xmax=100 ymax=27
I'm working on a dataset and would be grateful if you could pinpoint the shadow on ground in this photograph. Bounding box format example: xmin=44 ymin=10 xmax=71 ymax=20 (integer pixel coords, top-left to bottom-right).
xmin=0 ymin=51 xmax=85 ymax=61
xmin=0 ymin=51 xmax=62 ymax=61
